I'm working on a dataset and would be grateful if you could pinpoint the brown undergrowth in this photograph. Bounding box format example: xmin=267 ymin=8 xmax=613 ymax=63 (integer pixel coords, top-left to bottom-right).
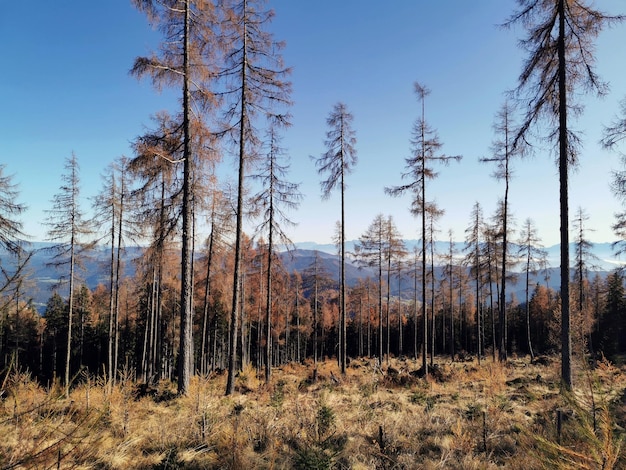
xmin=1 ymin=355 xmax=625 ymax=469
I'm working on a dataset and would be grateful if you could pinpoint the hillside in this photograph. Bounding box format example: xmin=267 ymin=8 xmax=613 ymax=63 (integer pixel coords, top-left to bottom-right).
xmin=1 ymin=240 xmax=619 ymax=312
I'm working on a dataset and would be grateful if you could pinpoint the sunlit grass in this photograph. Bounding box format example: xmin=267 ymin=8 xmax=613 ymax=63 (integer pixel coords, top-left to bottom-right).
xmin=1 ymin=355 xmax=625 ymax=468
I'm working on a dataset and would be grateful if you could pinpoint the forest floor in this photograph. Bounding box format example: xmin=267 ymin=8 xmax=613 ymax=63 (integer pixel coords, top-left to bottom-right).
xmin=1 ymin=354 xmax=626 ymax=469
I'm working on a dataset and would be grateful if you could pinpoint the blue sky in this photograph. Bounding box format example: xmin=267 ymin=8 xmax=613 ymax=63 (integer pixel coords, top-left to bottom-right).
xmin=1 ymin=1 xmax=625 ymax=251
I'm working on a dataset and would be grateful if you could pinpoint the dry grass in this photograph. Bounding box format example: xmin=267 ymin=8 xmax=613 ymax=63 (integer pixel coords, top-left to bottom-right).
xmin=1 ymin=355 xmax=625 ymax=469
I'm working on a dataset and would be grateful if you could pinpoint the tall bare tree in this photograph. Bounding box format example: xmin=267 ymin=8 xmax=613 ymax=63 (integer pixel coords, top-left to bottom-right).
xmin=441 ymin=229 xmax=458 ymax=361
xmin=504 ymin=0 xmax=623 ymax=389
xmin=251 ymin=123 xmax=301 ymax=383
xmin=92 ymin=156 xmax=132 ymax=387
xmin=44 ymin=153 xmax=92 ymax=395
xmin=221 ymin=0 xmax=291 ymax=395
xmin=386 ymin=82 xmax=461 ymax=376
xmin=571 ymin=206 xmax=598 ymax=356
xmin=198 ymin=184 xmax=233 ymax=375
xmin=464 ymin=202 xmax=485 ymax=362
xmin=383 ymin=216 xmax=406 ymax=363
xmin=314 ymin=102 xmax=358 ymax=375
xmin=481 ymin=102 xmax=525 ymax=361
xmin=132 ymin=0 xmax=219 ymax=395
xmin=129 ymin=112 xmax=187 ymax=384
xmin=426 ymin=206 xmax=442 ymax=366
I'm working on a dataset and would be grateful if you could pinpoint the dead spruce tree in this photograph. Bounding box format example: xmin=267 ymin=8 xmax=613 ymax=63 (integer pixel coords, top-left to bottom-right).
xmin=386 ymin=82 xmax=461 ymax=377
xmin=314 ymin=102 xmax=358 ymax=375
xmin=251 ymin=122 xmax=301 ymax=384
xmin=44 ymin=153 xmax=93 ymax=396
xmin=132 ymin=0 xmax=219 ymax=395
xmin=220 ymin=0 xmax=291 ymax=395
xmin=504 ymin=0 xmax=623 ymax=389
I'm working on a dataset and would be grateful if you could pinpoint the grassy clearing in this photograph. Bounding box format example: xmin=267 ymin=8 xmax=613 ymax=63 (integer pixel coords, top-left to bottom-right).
xmin=1 ymin=356 xmax=625 ymax=469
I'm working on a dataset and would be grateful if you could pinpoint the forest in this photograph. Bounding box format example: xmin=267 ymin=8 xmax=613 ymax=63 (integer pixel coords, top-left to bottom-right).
xmin=2 ymin=1 xmax=626 ymax=468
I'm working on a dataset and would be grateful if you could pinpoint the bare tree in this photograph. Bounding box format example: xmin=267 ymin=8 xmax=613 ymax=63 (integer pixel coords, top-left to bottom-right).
xmin=92 ymin=156 xmax=133 ymax=387
xmin=251 ymin=123 xmax=301 ymax=383
xmin=0 ymin=166 xmax=30 ymax=371
xmin=440 ymin=229 xmax=458 ymax=361
xmin=355 ymin=214 xmax=387 ymax=363
xmin=386 ymin=82 xmax=461 ymax=376
xmin=302 ymin=250 xmax=333 ymax=380
xmin=504 ymin=0 xmax=623 ymax=389
xmin=132 ymin=0 xmax=219 ymax=395
xmin=198 ymin=184 xmax=233 ymax=375
xmin=44 ymin=153 xmax=93 ymax=395
xmin=129 ymin=112 xmax=184 ymax=384
xmin=464 ymin=202 xmax=485 ymax=363
xmin=314 ymin=102 xmax=358 ymax=375
xmin=481 ymin=102 xmax=525 ymax=361
xmin=571 ymin=207 xmax=598 ymax=356
xmin=517 ymin=218 xmax=547 ymax=361
xmin=220 ymin=0 xmax=291 ymax=395
xmin=426 ymin=206 xmax=442 ymax=366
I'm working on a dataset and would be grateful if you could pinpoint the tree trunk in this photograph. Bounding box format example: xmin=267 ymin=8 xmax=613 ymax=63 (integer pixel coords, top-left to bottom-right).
xmin=178 ymin=1 xmax=194 ymax=396
xmin=558 ymin=0 xmax=572 ymax=389
xmin=226 ymin=1 xmax=248 ymax=395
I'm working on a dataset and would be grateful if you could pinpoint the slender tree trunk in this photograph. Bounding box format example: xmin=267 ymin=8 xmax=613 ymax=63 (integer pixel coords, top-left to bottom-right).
xmin=113 ymin=185 xmax=124 ymax=388
xmin=378 ymin=255 xmax=383 ymax=363
xmin=429 ymin=234 xmax=435 ymax=366
xmin=558 ymin=0 xmax=572 ymax=389
xmin=296 ymin=289 xmax=301 ymax=362
xmin=414 ymin=257 xmax=419 ymax=361
xmin=178 ymin=1 xmax=193 ymax=395
xmin=200 ymin=230 xmax=215 ymax=375
xmin=313 ymin=272 xmax=318 ymax=380
xmin=386 ymin=257 xmax=391 ymax=364
xmin=226 ymin=2 xmax=248 ymax=394
xmin=108 ymin=194 xmax=116 ymax=388
xmin=525 ymin=258 xmax=535 ymax=361
xmin=397 ymin=275 xmax=403 ymax=356
xmin=340 ymin=153 xmax=347 ymax=374
xmin=449 ymin=256 xmax=455 ymax=361
xmin=420 ymin=95 xmax=429 ymax=376
xmin=265 ymin=241 xmax=273 ymax=383
xmin=475 ymin=239 xmax=482 ymax=365
xmin=65 ymin=239 xmax=75 ymax=396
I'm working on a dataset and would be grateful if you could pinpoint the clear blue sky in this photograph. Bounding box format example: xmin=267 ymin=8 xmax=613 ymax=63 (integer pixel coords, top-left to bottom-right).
xmin=1 ymin=1 xmax=625 ymax=251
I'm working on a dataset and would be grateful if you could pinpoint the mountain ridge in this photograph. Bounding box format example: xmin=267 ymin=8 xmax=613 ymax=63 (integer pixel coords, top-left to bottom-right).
xmin=1 ymin=240 xmax=621 ymax=312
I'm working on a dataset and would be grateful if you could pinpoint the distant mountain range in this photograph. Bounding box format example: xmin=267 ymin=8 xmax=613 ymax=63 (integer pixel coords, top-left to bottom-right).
xmin=0 ymin=240 xmax=622 ymax=312
xmin=292 ymin=240 xmax=625 ymax=272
